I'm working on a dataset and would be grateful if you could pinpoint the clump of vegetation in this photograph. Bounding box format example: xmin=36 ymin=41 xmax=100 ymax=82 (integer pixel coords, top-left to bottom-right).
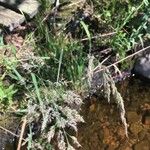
xmin=91 ymin=0 xmax=150 ymax=57
xmin=0 ymin=79 xmax=17 ymax=105
xmin=24 ymin=75 xmax=84 ymax=149
xmin=0 ymin=0 xmax=150 ymax=149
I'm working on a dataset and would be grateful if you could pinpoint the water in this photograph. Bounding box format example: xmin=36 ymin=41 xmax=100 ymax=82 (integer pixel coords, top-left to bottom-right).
xmin=77 ymin=78 xmax=150 ymax=150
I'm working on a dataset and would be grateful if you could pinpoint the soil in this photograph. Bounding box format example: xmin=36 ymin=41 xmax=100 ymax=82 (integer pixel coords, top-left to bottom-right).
xmin=0 ymin=113 xmax=20 ymax=150
xmin=77 ymin=78 xmax=150 ymax=150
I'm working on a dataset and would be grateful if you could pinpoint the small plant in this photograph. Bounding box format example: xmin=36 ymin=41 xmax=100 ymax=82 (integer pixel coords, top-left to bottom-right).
xmin=0 ymin=79 xmax=17 ymax=105
xmin=24 ymin=74 xmax=84 ymax=150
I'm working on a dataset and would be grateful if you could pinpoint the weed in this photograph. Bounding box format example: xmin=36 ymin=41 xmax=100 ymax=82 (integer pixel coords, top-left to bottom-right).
xmin=91 ymin=0 xmax=150 ymax=57
xmin=0 ymin=78 xmax=17 ymax=105
xmin=24 ymin=75 xmax=84 ymax=150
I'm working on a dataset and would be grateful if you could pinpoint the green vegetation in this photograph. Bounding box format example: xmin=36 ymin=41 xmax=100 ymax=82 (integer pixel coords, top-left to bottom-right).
xmin=0 ymin=0 xmax=150 ymax=149
xmin=0 ymin=79 xmax=17 ymax=105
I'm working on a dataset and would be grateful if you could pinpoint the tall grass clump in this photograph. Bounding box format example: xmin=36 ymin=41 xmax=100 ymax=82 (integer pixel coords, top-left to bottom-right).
xmin=23 ymin=74 xmax=84 ymax=149
xmin=0 ymin=78 xmax=17 ymax=105
xmin=91 ymin=0 xmax=150 ymax=57
xmin=0 ymin=36 xmax=17 ymax=106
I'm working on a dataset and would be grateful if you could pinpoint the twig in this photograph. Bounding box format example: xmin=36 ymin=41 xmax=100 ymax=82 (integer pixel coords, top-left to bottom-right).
xmin=17 ymin=117 xmax=27 ymax=150
xmin=100 ymin=55 xmax=111 ymax=65
xmin=81 ymin=32 xmax=116 ymax=41
xmin=0 ymin=125 xmax=20 ymax=138
xmin=94 ymin=45 xmax=150 ymax=73
xmin=100 ymin=48 xmax=112 ymax=54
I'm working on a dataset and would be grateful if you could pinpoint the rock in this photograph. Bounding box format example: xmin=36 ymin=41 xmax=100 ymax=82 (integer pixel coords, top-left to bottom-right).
xmin=132 ymin=52 xmax=150 ymax=81
xmin=0 ymin=0 xmax=39 ymax=18
xmin=0 ymin=0 xmax=39 ymax=31
xmin=0 ymin=6 xmax=25 ymax=30
xmin=133 ymin=140 xmax=150 ymax=150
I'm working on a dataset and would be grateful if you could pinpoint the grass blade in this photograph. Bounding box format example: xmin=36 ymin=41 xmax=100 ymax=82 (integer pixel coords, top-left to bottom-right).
xmin=31 ymin=73 xmax=42 ymax=105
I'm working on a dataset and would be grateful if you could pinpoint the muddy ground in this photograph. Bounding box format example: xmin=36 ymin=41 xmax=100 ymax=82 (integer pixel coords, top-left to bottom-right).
xmin=77 ymin=78 xmax=150 ymax=150
xmin=0 ymin=113 xmax=20 ymax=150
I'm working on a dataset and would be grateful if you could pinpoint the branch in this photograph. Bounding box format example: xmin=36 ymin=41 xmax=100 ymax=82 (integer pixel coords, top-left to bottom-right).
xmin=94 ymin=45 xmax=150 ymax=73
xmin=17 ymin=117 xmax=27 ymax=150
xmin=0 ymin=125 xmax=20 ymax=138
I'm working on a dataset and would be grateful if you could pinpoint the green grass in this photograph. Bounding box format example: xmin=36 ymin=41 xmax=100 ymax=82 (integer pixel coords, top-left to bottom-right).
xmin=91 ymin=0 xmax=150 ymax=57
xmin=0 ymin=79 xmax=17 ymax=105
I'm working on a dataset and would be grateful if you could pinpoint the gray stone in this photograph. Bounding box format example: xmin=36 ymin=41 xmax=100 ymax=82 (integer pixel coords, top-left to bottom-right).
xmin=132 ymin=52 xmax=150 ymax=80
xmin=0 ymin=0 xmax=40 ymax=18
xmin=0 ymin=0 xmax=39 ymax=31
xmin=0 ymin=6 xmax=25 ymax=30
